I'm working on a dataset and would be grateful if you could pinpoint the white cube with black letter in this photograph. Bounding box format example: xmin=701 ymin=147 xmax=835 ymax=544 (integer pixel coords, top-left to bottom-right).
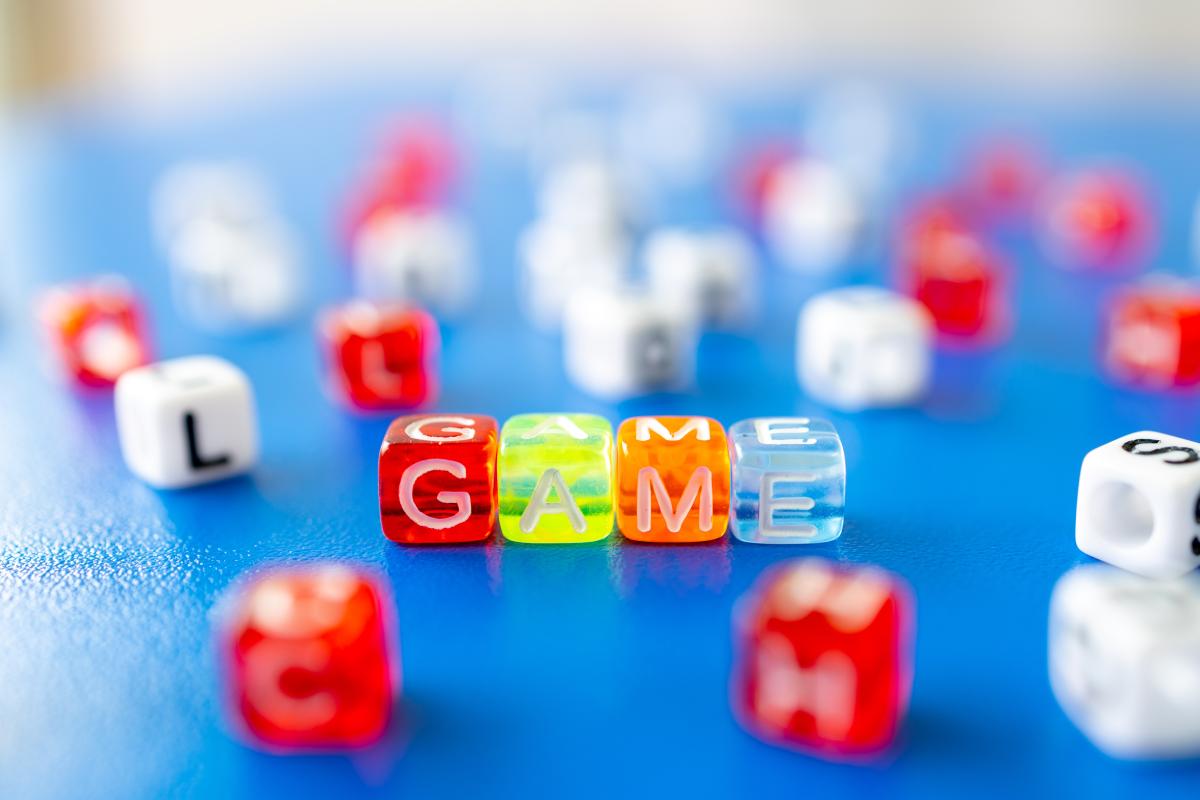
xmin=797 ymin=286 xmax=933 ymax=410
xmin=1049 ymin=564 xmax=1200 ymax=758
xmin=562 ymin=285 xmax=697 ymax=399
xmin=115 ymin=356 xmax=259 ymax=488
xmin=1076 ymin=431 xmax=1200 ymax=579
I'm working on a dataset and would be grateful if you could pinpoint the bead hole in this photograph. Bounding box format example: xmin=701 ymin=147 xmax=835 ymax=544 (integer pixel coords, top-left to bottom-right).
xmin=1090 ymin=481 xmax=1154 ymax=547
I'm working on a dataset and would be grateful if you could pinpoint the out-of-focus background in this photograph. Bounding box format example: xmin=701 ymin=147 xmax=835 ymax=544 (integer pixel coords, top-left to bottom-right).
xmin=3 ymin=1 xmax=1200 ymax=111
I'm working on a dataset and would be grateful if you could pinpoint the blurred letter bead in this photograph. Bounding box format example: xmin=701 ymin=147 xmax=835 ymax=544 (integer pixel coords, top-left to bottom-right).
xmin=379 ymin=415 xmax=498 ymax=544
xmin=898 ymin=205 xmax=1008 ymax=342
xmin=222 ymin=565 xmax=397 ymax=751
xmin=168 ymin=218 xmax=303 ymax=333
xmin=563 ymin=286 xmax=697 ymax=399
xmin=798 ymin=287 xmax=933 ymax=410
xmin=353 ymin=210 xmax=475 ymax=316
xmin=1076 ymin=431 xmax=1200 ymax=579
xmin=1049 ymin=565 xmax=1200 ymax=759
xmin=1104 ymin=282 xmax=1200 ymax=388
xmin=645 ymin=229 xmax=757 ymax=329
xmin=319 ymin=302 xmax=439 ymax=411
xmin=115 ymin=356 xmax=258 ymax=489
xmin=38 ymin=277 xmax=151 ymax=388
xmin=730 ymin=418 xmax=845 ymax=544
xmin=498 ymin=414 xmax=614 ymax=544
xmin=732 ymin=559 xmax=913 ymax=760
xmin=616 ymin=416 xmax=730 ymax=543
xmin=1040 ymin=168 xmax=1153 ymax=271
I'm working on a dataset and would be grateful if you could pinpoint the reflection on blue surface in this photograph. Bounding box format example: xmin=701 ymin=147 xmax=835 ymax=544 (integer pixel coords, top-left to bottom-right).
xmin=2 ymin=81 xmax=1200 ymax=797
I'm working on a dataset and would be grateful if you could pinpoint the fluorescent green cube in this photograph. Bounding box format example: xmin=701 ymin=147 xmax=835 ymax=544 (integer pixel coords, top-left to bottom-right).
xmin=498 ymin=413 xmax=614 ymax=543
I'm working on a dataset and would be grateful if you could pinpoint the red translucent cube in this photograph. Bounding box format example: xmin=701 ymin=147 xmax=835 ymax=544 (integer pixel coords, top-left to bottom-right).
xmin=342 ymin=118 xmax=458 ymax=248
xmin=732 ymin=558 xmax=913 ymax=761
xmin=37 ymin=276 xmax=151 ymax=388
xmin=318 ymin=301 xmax=439 ymax=411
xmin=898 ymin=200 xmax=1008 ymax=342
xmin=1104 ymin=281 xmax=1200 ymax=388
xmin=221 ymin=564 xmax=398 ymax=751
xmin=956 ymin=137 xmax=1045 ymax=225
xmin=379 ymin=414 xmax=498 ymax=544
xmin=1041 ymin=168 xmax=1153 ymax=271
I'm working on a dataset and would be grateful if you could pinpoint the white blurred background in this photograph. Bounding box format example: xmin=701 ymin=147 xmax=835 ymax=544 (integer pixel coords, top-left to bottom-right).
xmin=2 ymin=0 xmax=1200 ymax=109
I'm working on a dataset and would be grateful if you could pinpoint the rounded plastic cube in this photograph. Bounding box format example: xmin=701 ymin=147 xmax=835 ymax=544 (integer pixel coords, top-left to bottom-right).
xmin=729 ymin=418 xmax=845 ymax=544
xmin=797 ymin=286 xmax=933 ymax=410
xmin=379 ymin=414 xmax=498 ymax=544
xmin=1103 ymin=279 xmax=1200 ymax=389
xmin=1039 ymin=167 xmax=1153 ymax=272
xmin=115 ymin=356 xmax=258 ymax=489
xmin=644 ymin=228 xmax=757 ymax=329
xmin=563 ymin=286 xmax=697 ymax=399
xmin=318 ymin=301 xmax=439 ymax=412
xmin=219 ymin=564 xmax=398 ymax=751
xmin=615 ymin=416 xmax=730 ymax=543
xmin=732 ymin=558 xmax=914 ymax=761
xmin=1076 ymin=430 xmax=1200 ymax=579
xmin=353 ymin=209 xmax=474 ymax=316
xmin=763 ymin=158 xmax=865 ymax=274
xmin=1050 ymin=564 xmax=1200 ymax=759
xmin=38 ymin=276 xmax=152 ymax=388
xmin=498 ymin=414 xmax=613 ymax=544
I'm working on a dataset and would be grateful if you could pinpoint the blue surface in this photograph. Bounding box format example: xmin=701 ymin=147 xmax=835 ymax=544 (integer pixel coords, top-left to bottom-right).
xmin=4 ymin=80 xmax=1200 ymax=799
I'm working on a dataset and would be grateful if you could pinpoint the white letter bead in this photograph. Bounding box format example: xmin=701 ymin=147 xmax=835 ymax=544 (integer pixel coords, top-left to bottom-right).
xmin=1076 ymin=431 xmax=1200 ymax=579
xmin=517 ymin=218 xmax=629 ymax=331
xmin=167 ymin=217 xmax=303 ymax=332
xmin=763 ymin=158 xmax=865 ymax=274
xmin=1049 ymin=565 xmax=1200 ymax=759
xmin=644 ymin=228 xmax=757 ymax=329
xmin=352 ymin=209 xmax=475 ymax=315
xmin=152 ymin=162 xmax=275 ymax=247
xmin=797 ymin=286 xmax=933 ymax=410
xmin=115 ymin=356 xmax=259 ymax=488
xmin=562 ymin=286 xmax=697 ymax=399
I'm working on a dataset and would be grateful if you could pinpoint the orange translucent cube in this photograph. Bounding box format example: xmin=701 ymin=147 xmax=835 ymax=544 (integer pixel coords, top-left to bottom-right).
xmin=616 ymin=416 xmax=730 ymax=543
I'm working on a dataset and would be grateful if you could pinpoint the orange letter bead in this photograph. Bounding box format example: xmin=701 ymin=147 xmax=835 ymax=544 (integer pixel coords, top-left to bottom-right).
xmin=616 ymin=416 xmax=730 ymax=542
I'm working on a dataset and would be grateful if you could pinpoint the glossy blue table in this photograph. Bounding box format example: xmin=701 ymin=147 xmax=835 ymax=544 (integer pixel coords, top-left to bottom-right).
xmin=3 ymin=81 xmax=1200 ymax=798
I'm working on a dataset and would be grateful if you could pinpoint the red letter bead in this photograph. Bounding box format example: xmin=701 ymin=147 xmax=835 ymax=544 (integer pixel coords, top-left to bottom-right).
xmin=732 ymin=558 xmax=913 ymax=760
xmin=318 ymin=301 xmax=438 ymax=411
xmin=221 ymin=564 xmax=398 ymax=751
xmin=897 ymin=199 xmax=1008 ymax=343
xmin=1040 ymin=167 xmax=1153 ymax=272
xmin=955 ymin=137 xmax=1044 ymax=226
xmin=1104 ymin=280 xmax=1200 ymax=388
xmin=379 ymin=414 xmax=498 ymax=544
xmin=37 ymin=276 xmax=152 ymax=388
xmin=341 ymin=118 xmax=457 ymax=248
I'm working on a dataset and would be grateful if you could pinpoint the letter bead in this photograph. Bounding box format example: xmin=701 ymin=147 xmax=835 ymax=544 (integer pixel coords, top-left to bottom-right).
xmin=732 ymin=558 xmax=914 ymax=760
xmin=115 ymin=356 xmax=258 ymax=489
xmin=616 ymin=416 xmax=730 ymax=543
xmin=797 ymin=286 xmax=933 ymax=410
xmin=38 ymin=276 xmax=152 ymax=388
xmin=220 ymin=564 xmax=398 ymax=751
xmin=1076 ymin=430 xmax=1200 ymax=579
xmin=318 ymin=301 xmax=439 ymax=411
xmin=729 ymin=418 xmax=846 ymax=544
xmin=1049 ymin=565 xmax=1200 ymax=759
xmin=378 ymin=414 xmax=498 ymax=544
xmin=498 ymin=414 xmax=613 ymax=544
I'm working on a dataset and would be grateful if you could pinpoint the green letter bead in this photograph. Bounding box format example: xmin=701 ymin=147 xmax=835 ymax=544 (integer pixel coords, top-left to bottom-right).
xmin=498 ymin=413 xmax=614 ymax=543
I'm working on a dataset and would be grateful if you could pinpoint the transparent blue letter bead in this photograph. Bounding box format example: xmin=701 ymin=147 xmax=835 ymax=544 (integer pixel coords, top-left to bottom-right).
xmin=729 ymin=417 xmax=845 ymax=544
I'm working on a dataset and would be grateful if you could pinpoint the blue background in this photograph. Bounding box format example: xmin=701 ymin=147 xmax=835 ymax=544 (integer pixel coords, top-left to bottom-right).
xmin=3 ymin=79 xmax=1200 ymax=798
